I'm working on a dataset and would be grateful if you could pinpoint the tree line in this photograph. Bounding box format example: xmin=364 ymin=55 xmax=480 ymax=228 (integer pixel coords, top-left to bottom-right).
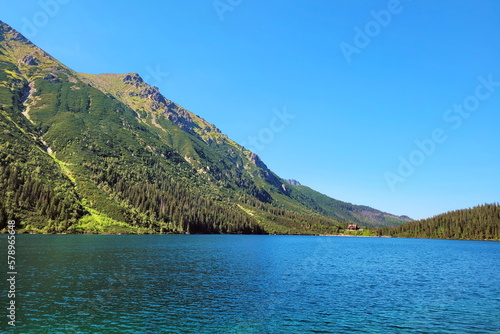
xmin=376 ymin=204 xmax=500 ymax=240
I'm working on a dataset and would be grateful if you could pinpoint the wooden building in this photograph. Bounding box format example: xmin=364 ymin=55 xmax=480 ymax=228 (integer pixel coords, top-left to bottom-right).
xmin=346 ymin=223 xmax=360 ymax=231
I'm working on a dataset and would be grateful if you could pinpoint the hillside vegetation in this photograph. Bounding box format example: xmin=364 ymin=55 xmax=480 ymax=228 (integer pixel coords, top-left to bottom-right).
xmin=377 ymin=204 xmax=500 ymax=241
xmin=0 ymin=20 xmax=411 ymax=235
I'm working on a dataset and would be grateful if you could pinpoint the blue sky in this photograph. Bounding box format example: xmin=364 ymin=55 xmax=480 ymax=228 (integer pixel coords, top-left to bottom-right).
xmin=1 ymin=0 xmax=499 ymax=219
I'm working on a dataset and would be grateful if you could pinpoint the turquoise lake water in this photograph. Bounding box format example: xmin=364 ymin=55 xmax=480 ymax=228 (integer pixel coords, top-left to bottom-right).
xmin=1 ymin=235 xmax=499 ymax=333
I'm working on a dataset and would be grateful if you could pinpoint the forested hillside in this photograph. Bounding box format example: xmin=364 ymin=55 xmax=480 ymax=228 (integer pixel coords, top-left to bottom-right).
xmin=377 ymin=204 xmax=500 ymax=240
xmin=293 ymin=185 xmax=411 ymax=228
xmin=0 ymin=20 xmax=409 ymax=235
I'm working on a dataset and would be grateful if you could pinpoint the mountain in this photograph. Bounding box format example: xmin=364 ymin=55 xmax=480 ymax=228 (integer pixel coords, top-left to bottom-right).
xmin=376 ymin=204 xmax=500 ymax=240
xmin=292 ymin=185 xmax=412 ymax=228
xmin=0 ymin=20 xmax=410 ymax=234
xmin=284 ymin=179 xmax=302 ymax=186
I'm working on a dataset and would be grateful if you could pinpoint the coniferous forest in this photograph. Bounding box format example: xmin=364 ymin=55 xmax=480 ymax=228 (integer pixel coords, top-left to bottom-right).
xmin=376 ymin=204 xmax=500 ymax=241
xmin=0 ymin=20 xmax=496 ymax=239
xmin=0 ymin=21 xmax=361 ymax=235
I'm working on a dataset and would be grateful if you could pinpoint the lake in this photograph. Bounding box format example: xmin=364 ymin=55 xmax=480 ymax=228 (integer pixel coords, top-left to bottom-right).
xmin=2 ymin=235 xmax=499 ymax=333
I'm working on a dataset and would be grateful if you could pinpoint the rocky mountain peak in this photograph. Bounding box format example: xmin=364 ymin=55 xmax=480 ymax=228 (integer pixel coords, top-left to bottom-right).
xmin=122 ymin=73 xmax=144 ymax=86
xmin=284 ymin=179 xmax=302 ymax=186
xmin=0 ymin=20 xmax=32 ymax=45
xmin=139 ymin=85 xmax=167 ymax=107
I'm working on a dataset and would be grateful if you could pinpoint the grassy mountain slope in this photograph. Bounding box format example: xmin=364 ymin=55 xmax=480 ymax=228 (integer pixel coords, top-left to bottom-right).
xmin=0 ymin=56 xmax=85 ymax=232
xmin=78 ymin=72 xmax=286 ymax=198
xmin=291 ymin=185 xmax=412 ymax=227
xmin=0 ymin=21 xmax=264 ymax=234
xmin=77 ymin=72 xmax=412 ymax=228
xmin=377 ymin=204 xmax=500 ymax=240
xmin=0 ymin=20 xmax=408 ymax=234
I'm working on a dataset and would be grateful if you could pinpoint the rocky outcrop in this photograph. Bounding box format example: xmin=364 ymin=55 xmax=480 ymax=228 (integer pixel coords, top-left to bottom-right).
xmin=0 ymin=20 xmax=31 ymax=44
xmin=249 ymin=153 xmax=284 ymax=192
xmin=21 ymin=54 xmax=39 ymax=66
xmin=137 ymin=85 xmax=169 ymax=111
xmin=43 ymin=74 xmax=60 ymax=83
xmin=163 ymin=105 xmax=200 ymax=134
xmin=122 ymin=73 xmax=144 ymax=87
xmin=250 ymin=153 xmax=268 ymax=171
xmin=122 ymin=73 xmax=168 ymax=109
xmin=118 ymin=72 xmax=226 ymax=145
xmin=284 ymin=179 xmax=302 ymax=186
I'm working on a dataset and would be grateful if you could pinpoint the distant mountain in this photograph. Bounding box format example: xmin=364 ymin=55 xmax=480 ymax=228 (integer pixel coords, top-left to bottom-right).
xmin=377 ymin=204 xmax=500 ymax=240
xmin=0 ymin=20 xmax=409 ymax=234
xmin=288 ymin=185 xmax=412 ymax=228
xmin=284 ymin=179 xmax=302 ymax=186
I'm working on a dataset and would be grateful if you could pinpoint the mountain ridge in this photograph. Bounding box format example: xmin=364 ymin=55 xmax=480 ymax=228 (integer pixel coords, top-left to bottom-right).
xmin=0 ymin=19 xmax=411 ymax=234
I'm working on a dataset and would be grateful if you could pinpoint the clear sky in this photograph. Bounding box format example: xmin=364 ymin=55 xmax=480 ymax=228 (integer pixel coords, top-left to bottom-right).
xmin=1 ymin=0 xmax=499 ymax=219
